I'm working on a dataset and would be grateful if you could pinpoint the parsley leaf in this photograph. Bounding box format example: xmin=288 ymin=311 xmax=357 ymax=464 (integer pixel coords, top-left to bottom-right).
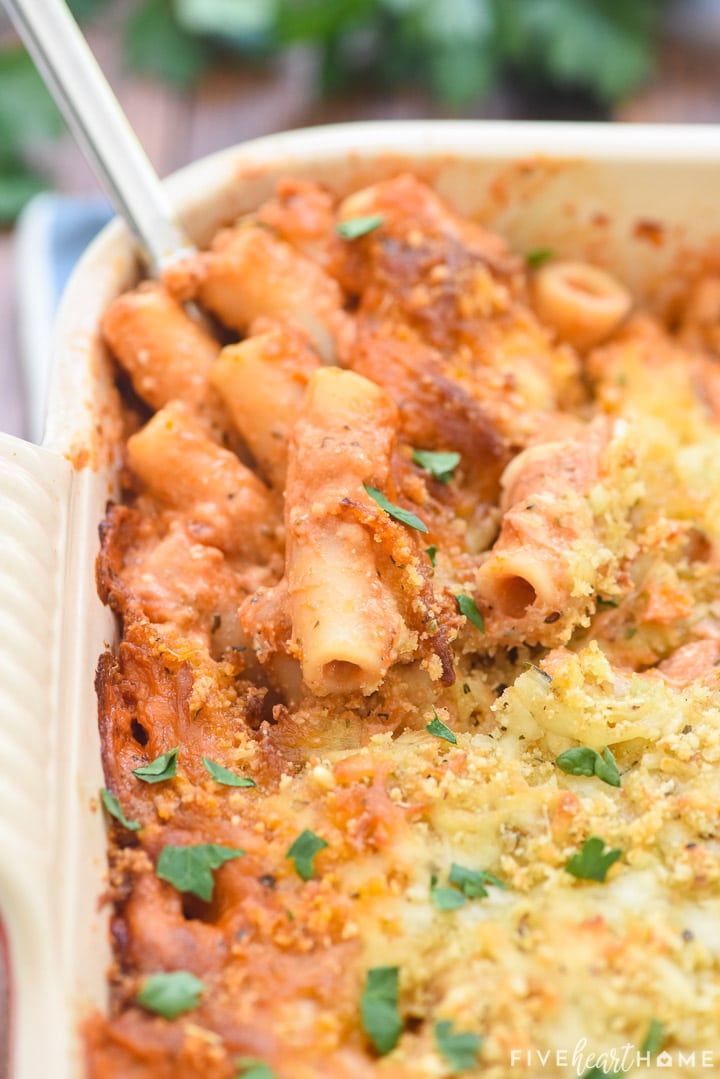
xmin=426 ymin=710 xmax=457 ymax=745
xmin=100 ymin=788 xmax=140 ymax=832
xmin=364 ymin=484 xmax=428 ymax=533
xmin=286 ymin=829 xmax=328 ymax=881
xmin=425 ymin=545 xmax=438 ymax=566
xmin=337 ymin=214 xmax=384 ymax=240
xmin=202 ymin=757 xmax=256 ymax=788
xmin=456 ymin=594 xmax=485 ymax=632
xmin=594 ymin=748 xmax=621 ymax=787
xmin=641 ymin=1017 xmax=665 ymax=1057
xmin=526 ymin=247 xmax=554 ymax=268
xmin=449 ymin=863 xmax=507 ymax=898
xmin=156 ymin=843 xmax=244 ymax=901
xmin=133 ymin=746 xmax=179 ymax=784
xmin=233 ymin=1059 xmax=279 ymax=1079
xmin=175 ymin=0 xmax=275 ymax=39
xmin=67 ymin=0 xmax=113 ymax=16
xmin=0 ymin=48 xmax=62 ymax=150
xmin=435 ymin=1020 xmax=482 ymax=1073
xmin=524 ymin=661 xmax=552 ymax=682
xmin=360 ymin=966 xmax=403 ymax=1056
xmin=137 ymin=971 xmax=204 ymax=1018
xmin=596 ymin=596 xmax=619 ymax=609
xmin=124 ymin=0 xmax=209 ymax=87
xmin=431 ymin=882 xmax=466 ymax=911
xmin=0 ymin=158 xmax=49 ymax=225
xmin=412 ymin=449 xmax=461 ymax=484
xmin=565 ymin=837 xmax=622 ymax=883
xmin=498 ymin=0 xmax=655 ymax=104
xmin=555 ymin=746 xmax=620 ymax=788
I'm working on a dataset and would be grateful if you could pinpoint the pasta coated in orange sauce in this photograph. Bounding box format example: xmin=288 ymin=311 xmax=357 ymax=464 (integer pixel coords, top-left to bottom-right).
xmin=90 ymin=174 xmax=720 ymax=1078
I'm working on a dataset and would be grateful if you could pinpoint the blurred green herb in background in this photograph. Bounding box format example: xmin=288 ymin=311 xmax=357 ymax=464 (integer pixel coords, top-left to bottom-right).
xmin=0 ymin=0 xmax=668 ymax=224
xmin=0 ymin=48 xmax=63 ymax=223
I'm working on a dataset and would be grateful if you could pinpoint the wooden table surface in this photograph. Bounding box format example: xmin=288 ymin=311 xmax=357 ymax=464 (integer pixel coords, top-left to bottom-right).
xmin=0 ymin=23 xmax=720 ymax=1078
xmin=2 ymin=30 xmax=720 ymax=439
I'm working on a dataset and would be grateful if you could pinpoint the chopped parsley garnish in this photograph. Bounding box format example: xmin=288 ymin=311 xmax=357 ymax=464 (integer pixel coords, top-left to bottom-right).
xmin=426 ymin=709 xmax=457 ymax=745
xmin=641 ymin=1017 xmax=665 ymax=1056
xmin=431 ymin=879 xmax=466 ymax=911
xmin=449 ymin=862 xmax=507 ymax=898
xmin=565 ymin=837 xmax=622 ymax=883
xmin=132 ymin=746 xmax=179 ymax=784
xmin=360 ymin=966 xmax=403 ymax=1055
xmin=156 ymin=843 xmax=245 ymax=901
xmin=525 ymin=661 xmax=552 ymax=682
xmin=364 ymin=484 xmax=428 ymax=533
xmin=431 ymin=863 xmax=506 ymax=908
xmin=286 ymin=829 xmax=328 ymax=881
xmin=425 ymin=545 xmax=438 ymax=567
xmin=336 ymin=214 xmax=384 ymax=240
xmin=100 ymin=788 xmax=140 ymax=832
xmin=202 ymin=757 xmax=256 ymax=788
xmin=455 ymin=593 xmax=485 ymax=632
xmin=234 ymin=1060 xmax=278 ymax=1079
xmin=526 ymin=247 xmax=554 ymax=268
xmin=137 ymin=971 xmax=204 ymax=1019
xmin=435 ymin=1020 xmax=483 ymax=1073
xmin=412 ymin=448 xmax=461 ymax=484
xmin=555 ymin=746 xmax=620 ymax=788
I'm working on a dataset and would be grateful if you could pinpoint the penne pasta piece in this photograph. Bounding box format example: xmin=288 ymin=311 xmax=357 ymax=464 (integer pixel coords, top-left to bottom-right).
xmin=238 ymin=579 xmax=305 ymax=704
xmin=288 ymin=522 xmax=409 ymax=696
xmin=335 ymin=176 xmax=522 ymax=361
xmin=94 ymin=172 xmax=720 ymax=1078
xmin=101 ymin=281 xmax=220 ymax=409
xmin=530 ymin=259 xmax=632 ymax=351
xmin=255 ymin=178 xmax=337 ymax=267
xmin=117 ymin=872 xmax=224 ymax=975
xmin=337 ymin=172 xmax=511 ymax=267
xmin=655 ymin=637 xmax=720 ymax=688
xmin=475 ymin=420 xmax=634 ymax=645
xmin=351 ymin=320 xmax=508 ymax=499
xmin=336 ymin=176 xmax=580 ymax=446
xmin=285 ymin=368 xmax=412 ymax=695
xmin=126 ymin=400 xmax=279 ymax=560
xmin=210 ymin=320 xmax=320 ymax=489
xmin=98 ymin=506 xmax=274 ymax=665
xmin=163 ymin=224 xmax=347 ymax=362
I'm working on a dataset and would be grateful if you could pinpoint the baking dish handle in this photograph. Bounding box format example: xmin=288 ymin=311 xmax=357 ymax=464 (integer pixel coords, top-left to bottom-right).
xmin=0 ymin=433 xmax=74 ymax=1077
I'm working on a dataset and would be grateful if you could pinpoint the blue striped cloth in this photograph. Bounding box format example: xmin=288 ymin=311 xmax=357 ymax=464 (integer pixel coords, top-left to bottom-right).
xmin=16 ymin=193 xmax=112 ymax=441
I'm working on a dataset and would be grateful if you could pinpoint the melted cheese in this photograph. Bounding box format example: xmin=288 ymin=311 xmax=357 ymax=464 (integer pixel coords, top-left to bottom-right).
xmin=89 ymin=176 xmax=720 ymax=1079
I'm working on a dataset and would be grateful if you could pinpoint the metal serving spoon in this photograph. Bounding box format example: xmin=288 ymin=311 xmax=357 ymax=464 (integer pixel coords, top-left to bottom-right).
xmin=2 ymin=0 xmax=195 ymax=274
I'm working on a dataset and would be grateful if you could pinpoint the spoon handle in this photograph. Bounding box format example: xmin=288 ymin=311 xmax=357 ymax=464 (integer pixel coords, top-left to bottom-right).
xmin=3 ymin=0 xmax=195 ymax=273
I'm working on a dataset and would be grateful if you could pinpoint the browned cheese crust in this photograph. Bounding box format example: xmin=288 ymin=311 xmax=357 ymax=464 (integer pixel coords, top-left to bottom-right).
xmin=89 ymin=175 xmax=720 ymax=1079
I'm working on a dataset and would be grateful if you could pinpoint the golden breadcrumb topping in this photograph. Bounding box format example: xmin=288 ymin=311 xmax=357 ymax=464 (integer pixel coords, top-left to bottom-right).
xmin=89 ymin=175 xmax=720 ymax=1079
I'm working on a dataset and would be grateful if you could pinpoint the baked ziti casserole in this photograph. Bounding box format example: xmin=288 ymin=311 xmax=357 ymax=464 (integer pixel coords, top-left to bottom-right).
xmin=88 ymin=172 xmax=720 ymax=1078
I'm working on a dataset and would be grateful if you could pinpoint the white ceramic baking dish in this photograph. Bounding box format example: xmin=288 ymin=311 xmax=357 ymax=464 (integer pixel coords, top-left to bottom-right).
xmin=2 ymin=120 xmax=720 ymax=1078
